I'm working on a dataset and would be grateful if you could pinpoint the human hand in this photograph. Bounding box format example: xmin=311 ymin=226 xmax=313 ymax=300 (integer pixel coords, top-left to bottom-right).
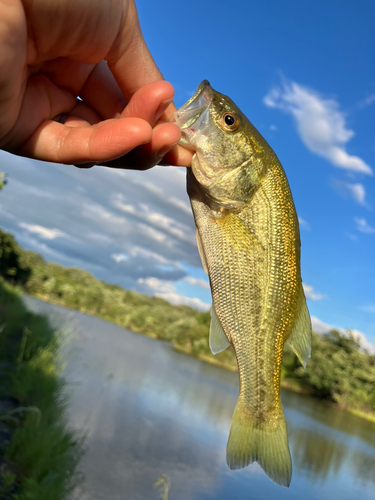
xmin=0 ymin=0 xmax=193 ymax=169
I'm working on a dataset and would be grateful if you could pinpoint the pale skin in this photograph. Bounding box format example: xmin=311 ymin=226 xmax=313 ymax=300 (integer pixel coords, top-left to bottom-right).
xmin=0 ymin=0 xmax=193 ymax=169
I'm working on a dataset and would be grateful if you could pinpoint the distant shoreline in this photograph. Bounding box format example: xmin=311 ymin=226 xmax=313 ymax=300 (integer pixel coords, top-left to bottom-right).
xmin=1 ymin=224 xmax=374 ymax=426
xmin=26 ymin=291 xmax=375 ymax=424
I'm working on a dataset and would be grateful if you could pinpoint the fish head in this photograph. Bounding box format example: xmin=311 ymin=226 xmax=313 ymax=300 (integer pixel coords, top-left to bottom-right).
xmin=175 ymin=81 xmax=268 ymax=209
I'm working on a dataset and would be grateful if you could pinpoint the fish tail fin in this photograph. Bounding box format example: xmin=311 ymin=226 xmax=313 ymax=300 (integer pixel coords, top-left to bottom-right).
xmin=226 ymin=399 xmax=292 ymax=487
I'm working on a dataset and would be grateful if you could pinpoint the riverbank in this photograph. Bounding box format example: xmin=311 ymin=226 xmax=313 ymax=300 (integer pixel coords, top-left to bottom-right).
xmin=0 ymin=279 xmax=82 ymax=499
xmin=1 ymin=226 xmax=374 ymax=424
xmin=25 ymin=289 xmax=375 ymax=424
xmin=21 ymin=293 xmax=375 ymax=500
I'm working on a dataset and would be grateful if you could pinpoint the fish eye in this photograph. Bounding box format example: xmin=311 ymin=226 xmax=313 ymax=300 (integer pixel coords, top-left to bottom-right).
xmin=220 ymin=112 xmax=239 ymax=131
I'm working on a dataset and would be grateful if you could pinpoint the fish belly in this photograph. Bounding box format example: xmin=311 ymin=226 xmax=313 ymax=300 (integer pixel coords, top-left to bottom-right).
xmin=189 ymin=163 xmax=301 ymax=486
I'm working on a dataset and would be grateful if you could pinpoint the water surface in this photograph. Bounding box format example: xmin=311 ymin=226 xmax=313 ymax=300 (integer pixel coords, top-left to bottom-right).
xmin=23 ymin=296 xmax=375 ymax=500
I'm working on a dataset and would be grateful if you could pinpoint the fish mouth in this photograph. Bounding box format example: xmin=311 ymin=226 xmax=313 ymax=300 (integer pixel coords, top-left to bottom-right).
xmin=174 ymin=80 xmax=214 ymax=150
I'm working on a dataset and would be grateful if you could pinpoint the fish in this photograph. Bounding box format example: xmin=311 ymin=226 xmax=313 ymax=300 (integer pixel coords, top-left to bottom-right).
xmin=174 ymin=81 xmax=312 ymax=487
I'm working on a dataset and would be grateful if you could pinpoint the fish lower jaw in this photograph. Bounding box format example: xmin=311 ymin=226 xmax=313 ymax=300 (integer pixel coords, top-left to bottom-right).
xmin=178 ymin=134 xmax=196 ymax=151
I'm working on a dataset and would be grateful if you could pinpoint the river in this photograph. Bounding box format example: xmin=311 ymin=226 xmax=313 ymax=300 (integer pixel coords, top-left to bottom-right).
xmin=22 ymin=295 xmax=375 ymax=500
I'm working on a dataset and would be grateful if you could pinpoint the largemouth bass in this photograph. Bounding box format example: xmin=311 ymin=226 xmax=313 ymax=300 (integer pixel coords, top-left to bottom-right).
xmin=174 ymin=81 xmax=312 ymax=487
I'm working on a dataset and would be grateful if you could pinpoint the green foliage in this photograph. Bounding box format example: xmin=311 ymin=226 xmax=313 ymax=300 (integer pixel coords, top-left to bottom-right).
xmin=0 ymin=231 xmax=32 ymax=286
xmin=0 ymin=278 xmax=82 ymax=499
xmin=1 ymin=226 xmax=375 ymax=418
xmin=0 ymin=472 xmax=16 ymax=498
xmin=0 ymin=172 xmax=7 ymax=191
xmin=284 ymin=330 xmax=375 ymax=413
xmin=154 ymin=475 xmax=171 ymax=500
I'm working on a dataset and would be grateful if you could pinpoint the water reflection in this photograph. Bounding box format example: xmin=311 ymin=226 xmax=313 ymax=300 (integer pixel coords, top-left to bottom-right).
xmin=23 ymin=296 xmax=375 ymax=500
xmin=283 ymin=389 xmax=375 ymax=448
xmin=291 ymin=429 xmax=347 ymax=482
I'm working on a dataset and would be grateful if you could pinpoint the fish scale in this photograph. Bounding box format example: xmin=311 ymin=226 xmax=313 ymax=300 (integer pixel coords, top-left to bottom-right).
xmin=175 ymin=81 xmax=312 ymax=487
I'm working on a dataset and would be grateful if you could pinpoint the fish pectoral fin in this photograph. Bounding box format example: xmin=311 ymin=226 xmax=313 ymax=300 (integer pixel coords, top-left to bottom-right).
xmin=195 ymin=228 xmax=209 ymax=275
xmin=217 ymin=212 xmax=264 ymax=252
xmin=287 ymin=285 xmax=312 ymax=368
xmin=196 ymin=225 xmax=230 ymax=355
xmin=209 ymin=306 xmax=230 ymax=355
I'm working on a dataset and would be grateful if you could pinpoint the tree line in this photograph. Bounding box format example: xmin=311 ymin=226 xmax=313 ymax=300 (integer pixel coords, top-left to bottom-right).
xmin=1 ymin=227 xmax=374 ymax=418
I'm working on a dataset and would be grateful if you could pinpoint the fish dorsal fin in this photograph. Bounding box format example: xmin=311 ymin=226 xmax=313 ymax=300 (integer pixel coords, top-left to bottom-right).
xmin=210 ymin=306 xmax=231 ymax=355
xmin=196 ymin=228 xmax=209 ymax=275
xmin=287 ymin=285 xmax=312 ymax=368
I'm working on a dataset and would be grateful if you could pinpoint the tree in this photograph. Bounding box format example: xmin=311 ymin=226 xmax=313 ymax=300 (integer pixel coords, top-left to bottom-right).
xmin=0 ymin=229 xmax=32 ymax=286
xmin=0 ymin=172 xmax=7 ymax=191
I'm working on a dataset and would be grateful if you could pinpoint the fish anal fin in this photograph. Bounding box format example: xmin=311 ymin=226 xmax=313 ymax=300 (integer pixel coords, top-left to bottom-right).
xmin=226 ymin=400 xmax=292 ymax=487
xmin=287 ymin=285 xmax=312 ymax=368
xmin=209 ymin=306 xmax=230 ymax=355
xmin=195 ymin=228 xmax=209 ymax=275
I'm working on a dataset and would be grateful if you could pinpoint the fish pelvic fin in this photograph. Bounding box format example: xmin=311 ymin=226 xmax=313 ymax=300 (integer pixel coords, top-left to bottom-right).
xmin=226 ymin=400 xmax=292 ymax=488
xmin=209 ymin=306 xmax=231 ymax=354
xmin=287 ymin=284 xmax=312 ymax=368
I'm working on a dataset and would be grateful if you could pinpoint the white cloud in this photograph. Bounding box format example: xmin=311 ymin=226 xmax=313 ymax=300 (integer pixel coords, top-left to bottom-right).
xmin=311 ymin=316 xmax=375 ymax=354
xmin=264 ymin=80 xmax=373 ymax=175
xmin=15 ymin=232 xmax=92 ymax=270
xmin=6 ymin=178 xmax=56 ymax=200
xmin=298 ymin=216 xmax=311 ymax=231
xmin=138 ymin=223 xmax=167 ymax=243
xmin=137 ymin=277 xmax=175 ymax=294
xmin=81 ymin=201 xmax=129 ymax=228
xmin=311 ymin=316 xmax=333 ymax=334
xmin=350 ymin=330 xmax=375 ymax=354
xmin=111 ymin=253 xmax=129 ymax=263
xmin=347 ymin=233 xmax=358 ymax=241
xmin=19 ymin=222 xmax=66 ymax=240
xmin=85 ymin=232 xmax=114 ymax=246
xmin=112 ymin=194 xmax=194 ymax=243
xmin=345 ymin=183 xmax=366 ymax=205
xmin=141 ymin=206 xmax=186 ymax=240
xmin=269 ymin=124 xmax=278 ymax=131
xmin=354 ymin=218 xmax=375 ymax=234
xmin=137 ymin=277 xmax=210 ymax=311
xmin=303 ymin=284 xmax=324 ymax=301
xmin=184 ymin=276 xmax=210 ymax=289
xmin=155 ymin=292 xmax=210 ymax=311
xmin=0 ymin=153 xmax=202 ymax=294
xmin=111 ymin=200 xmax=136 ymax=214
xmin=128 ymin=246 xmax=177 ymax=266
xmin=168 ymin=197 xmax=192 ymax=214
xmin=334 ymin=181 xmax=367 ymax=206
xmin=360 ymin=304 xmax=375 ymax=314
xmin=357 ymin=93 xmax=375 ymax=109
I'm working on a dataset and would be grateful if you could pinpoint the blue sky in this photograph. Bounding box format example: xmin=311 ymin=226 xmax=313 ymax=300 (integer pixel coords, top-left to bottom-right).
xmin=1 ymin=0 xmax=374 ymax=350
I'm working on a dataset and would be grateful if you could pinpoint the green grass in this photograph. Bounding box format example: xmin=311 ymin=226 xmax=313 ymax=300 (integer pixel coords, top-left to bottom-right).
xmin=0 ymin=278 xmax=82 ymax=500
xmin=1 ymin=225 xmax=375 ymax=425
xmin=347 ymin=407 xmax=375 ymax=423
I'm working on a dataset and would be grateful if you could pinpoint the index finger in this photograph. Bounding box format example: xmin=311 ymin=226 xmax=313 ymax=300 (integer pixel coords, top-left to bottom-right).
xmin=106 ymin=0 xmax=164 ymax=101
